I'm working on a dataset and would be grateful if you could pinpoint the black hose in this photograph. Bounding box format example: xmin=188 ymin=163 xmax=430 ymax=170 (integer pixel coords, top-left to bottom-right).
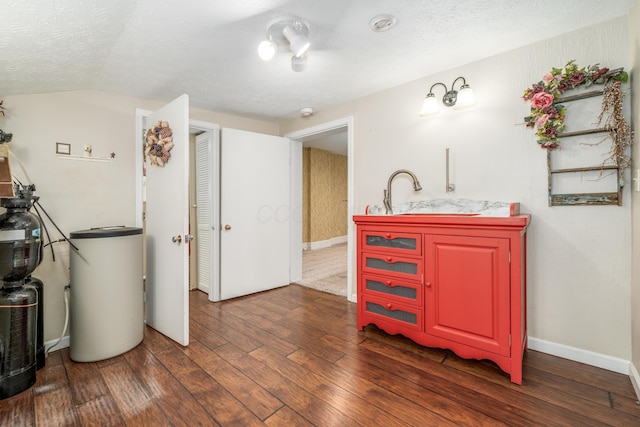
xmin=32 ymin=203 xmax=55 ymax=261
xmin=33 ymin=200 xmax=79 ymax=252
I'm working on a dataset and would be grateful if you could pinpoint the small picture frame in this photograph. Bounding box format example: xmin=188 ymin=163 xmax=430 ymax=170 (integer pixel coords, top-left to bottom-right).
xmin=56 ymin=142 xmax=71 ymax=155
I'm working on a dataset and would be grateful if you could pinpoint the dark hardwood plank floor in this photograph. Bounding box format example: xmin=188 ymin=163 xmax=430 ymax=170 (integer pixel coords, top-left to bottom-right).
xmin=2 ymin=284 xmax=640 ymax=426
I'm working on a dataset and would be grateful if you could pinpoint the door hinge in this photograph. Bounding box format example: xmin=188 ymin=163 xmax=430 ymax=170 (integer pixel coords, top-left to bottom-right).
xmin=509 ymin=334 xmax=512 ymax=347
xmin=508 ymin=251 xmax=511 ymax=263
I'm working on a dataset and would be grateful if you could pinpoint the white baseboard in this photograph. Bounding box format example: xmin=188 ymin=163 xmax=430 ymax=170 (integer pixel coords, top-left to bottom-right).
xmin=304 ymin=235 xmax=347 ymax=251
xmin=348 ymin=292 xmax=357 ymax=303
xmin=45 ymin=335 xmax=70 ymax=354
xmin=528 ymin=337 xmax=630 ymax=374
xmin=630 ymin=363 xmax=640 ymax=401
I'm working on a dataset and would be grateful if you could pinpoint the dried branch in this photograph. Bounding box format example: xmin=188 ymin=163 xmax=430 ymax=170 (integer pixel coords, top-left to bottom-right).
xmin=597 ymin=81 xmax=633 ymax=179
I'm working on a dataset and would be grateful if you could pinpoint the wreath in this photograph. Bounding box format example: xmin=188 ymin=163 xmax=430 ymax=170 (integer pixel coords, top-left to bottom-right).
xmin=522 ymin=60 xmax=628 ymax=150
xmin=144 ymin=121 xmax=174 ymax=167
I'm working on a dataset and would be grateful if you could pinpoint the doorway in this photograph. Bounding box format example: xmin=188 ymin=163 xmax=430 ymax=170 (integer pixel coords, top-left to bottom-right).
xmin=286 ymin=117 xmax=355 ymax=302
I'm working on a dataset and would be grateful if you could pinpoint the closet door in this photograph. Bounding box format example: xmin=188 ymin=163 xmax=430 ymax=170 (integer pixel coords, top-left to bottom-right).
xmin=195 ymin=131 xmax=215 ymax=295
xmin=219 ymin=128 xmax=291 ymax=300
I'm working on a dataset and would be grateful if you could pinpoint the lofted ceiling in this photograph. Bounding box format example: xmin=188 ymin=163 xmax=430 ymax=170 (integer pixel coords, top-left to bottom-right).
xmin=1 ymin=0 xmax=635 ymax=121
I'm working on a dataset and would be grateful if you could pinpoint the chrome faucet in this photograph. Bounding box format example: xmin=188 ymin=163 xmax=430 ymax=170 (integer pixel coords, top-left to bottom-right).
xmin=383 ymin=169 xmax=422 ymax=214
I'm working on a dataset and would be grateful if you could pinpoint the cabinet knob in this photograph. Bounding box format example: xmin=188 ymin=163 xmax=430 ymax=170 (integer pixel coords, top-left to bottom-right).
xmin=386 ymin=257 xmax=392 ymax=262
xmin=425 ymin=282 xmax=432 ymax=287
xmin=385 ymin=280 xmax=392 ymax=286
xmin=385 ymin=302 xmax=393 ymax=310
xmin=385 ymin=233 xmax=392 ymax=239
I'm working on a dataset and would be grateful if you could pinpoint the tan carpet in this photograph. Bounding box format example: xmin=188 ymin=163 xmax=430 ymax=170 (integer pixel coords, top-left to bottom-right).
xmin=295 ymin=243 xmax=347 ymax=297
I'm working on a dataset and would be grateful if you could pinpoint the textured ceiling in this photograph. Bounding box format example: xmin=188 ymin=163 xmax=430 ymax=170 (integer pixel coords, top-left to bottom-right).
xmin=1 ymin=0 xmax=635 ymax=120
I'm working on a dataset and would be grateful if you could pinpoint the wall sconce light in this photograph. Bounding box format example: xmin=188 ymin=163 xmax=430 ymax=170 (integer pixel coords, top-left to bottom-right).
xmin=420 ymin=77 xmax=476 ymax=116
xmin=258 ymin=15 xmax=310 ymax=72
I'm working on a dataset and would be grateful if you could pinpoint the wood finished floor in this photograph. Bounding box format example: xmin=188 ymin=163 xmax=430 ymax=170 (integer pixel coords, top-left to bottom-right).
xmin=3 ymin=285 xmax=640 ymax=426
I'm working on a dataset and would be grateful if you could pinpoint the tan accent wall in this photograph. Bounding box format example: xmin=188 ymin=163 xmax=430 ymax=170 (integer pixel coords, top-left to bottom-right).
xmin=303 ymin=147 xmax=348 ymax=243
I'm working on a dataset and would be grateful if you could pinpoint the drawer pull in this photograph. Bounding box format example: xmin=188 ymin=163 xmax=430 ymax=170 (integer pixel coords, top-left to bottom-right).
xmin=386 ymin=257 xmax=393 ymax=262
xmin=385 ymin=233 xmax=392 ymax=239
xmin=385 ymin=280 xmax=392 ymax=286
xmin=385 ymin=302 xmax=393 ymax=310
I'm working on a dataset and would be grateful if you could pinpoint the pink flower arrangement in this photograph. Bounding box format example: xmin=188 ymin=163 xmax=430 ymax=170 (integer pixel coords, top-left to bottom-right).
xmin=523 ymin=60 xmax=628 ymax=149
xmin=530 ymin=92 xmax=554 ymax=109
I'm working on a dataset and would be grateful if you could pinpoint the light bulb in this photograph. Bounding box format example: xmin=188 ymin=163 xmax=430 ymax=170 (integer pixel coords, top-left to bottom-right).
xmin=455 ymin=85 xmax=476 ymax=108
xmin=258 ymin=40 xmax=276 ymax=61
xmin=420 ymin=94 xmax=440 ymax=116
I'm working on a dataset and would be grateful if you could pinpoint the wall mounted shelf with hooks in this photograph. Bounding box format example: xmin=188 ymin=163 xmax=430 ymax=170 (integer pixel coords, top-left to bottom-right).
xmin=55 ymin=154 xmax=114 ymax=163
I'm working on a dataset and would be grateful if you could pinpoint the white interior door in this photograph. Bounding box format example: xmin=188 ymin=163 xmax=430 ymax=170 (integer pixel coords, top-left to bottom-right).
xmin=144 ymin=94 xmax=190 ymax=346
xmin=195 ymin=132 xmax=214 ymax=295
xmin=220 ymin=128 xmax=291 ymax=300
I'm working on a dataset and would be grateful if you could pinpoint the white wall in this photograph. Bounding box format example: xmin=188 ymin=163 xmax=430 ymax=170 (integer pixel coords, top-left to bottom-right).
xmin=1 ymin=89 xmax=279 ymax=343
xmin=282 ymin=18 xmax=633 ymax=365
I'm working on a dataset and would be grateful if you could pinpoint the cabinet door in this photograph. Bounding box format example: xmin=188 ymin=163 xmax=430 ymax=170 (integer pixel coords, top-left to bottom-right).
xmin=425 ymin=234 xmax=510 ymax=356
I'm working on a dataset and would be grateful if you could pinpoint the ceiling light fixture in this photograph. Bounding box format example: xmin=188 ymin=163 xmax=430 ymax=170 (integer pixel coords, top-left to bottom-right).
xmin=259 ymin=15 xmax=311 ymax=71
xmin=370 ymin=14 xmax=397 ymax=32
xmin=420 ymin=77 xmax=476 ymax=116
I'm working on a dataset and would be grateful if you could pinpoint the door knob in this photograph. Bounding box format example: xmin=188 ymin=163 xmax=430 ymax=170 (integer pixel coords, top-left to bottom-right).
xmin=172 ymin=235 xmax=182 ymax=244
xmin=224 ymin=224 xmax=231 ymax=230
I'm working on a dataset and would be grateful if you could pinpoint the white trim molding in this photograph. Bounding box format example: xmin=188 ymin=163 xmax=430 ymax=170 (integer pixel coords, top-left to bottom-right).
xmin=303 ymin=235 xmax=348 ymax=251
xmin=285 ymin=116 xmax=355 ymax=303
xmin=528 ymin=337 xmax=630 ymax=375
xmin=45 ymin=335 xmax=70 ymax=354
xmin=630 ymin=363 xmax=640 ymax=401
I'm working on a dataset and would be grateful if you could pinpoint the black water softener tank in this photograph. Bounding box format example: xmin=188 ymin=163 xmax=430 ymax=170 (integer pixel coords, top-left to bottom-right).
xmin=0 ymin=184 xmax=43 ymax=399
xmin=24 ymin=276 xmax=44 ymax=370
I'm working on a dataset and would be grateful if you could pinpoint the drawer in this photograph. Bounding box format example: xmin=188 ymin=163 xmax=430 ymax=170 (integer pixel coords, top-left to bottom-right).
xmin=361 ymin=252 xmax=423 ymax=281
xmin=361 ymin=294 xmax=422 ymax=331
xmin=361 ymin=274 xmax=422 ymax=307
xmin=361 ymin=230 xmax=421 ymax=256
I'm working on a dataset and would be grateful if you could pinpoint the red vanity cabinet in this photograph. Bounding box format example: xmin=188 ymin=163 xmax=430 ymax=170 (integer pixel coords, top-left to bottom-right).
xmin=354 ymin=214 xmax=530 ymax=384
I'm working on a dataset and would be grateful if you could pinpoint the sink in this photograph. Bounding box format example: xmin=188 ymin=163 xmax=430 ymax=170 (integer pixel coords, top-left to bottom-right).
xmin=395 ymin=212 xmax=480 ymax=217
xmin=366 ymin=198 xmax=520 ymax=217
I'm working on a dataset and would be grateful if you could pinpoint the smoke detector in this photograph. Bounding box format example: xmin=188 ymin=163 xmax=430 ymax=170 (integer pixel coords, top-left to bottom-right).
xmin=370 ymin=14 xmax=397 ymax=32
xmin=300 ymin=107 xmax=314 ymax=117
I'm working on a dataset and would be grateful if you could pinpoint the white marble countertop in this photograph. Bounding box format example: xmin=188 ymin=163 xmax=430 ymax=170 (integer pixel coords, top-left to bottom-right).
xmin=366 ymin=198 xmax=519 ymax=217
